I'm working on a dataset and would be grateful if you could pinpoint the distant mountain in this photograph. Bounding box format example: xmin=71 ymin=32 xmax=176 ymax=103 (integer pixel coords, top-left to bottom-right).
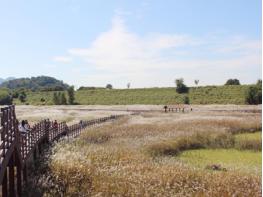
xmin=0 ymin=76 xmax=69 ymax=91
xmin=0 ymin=77 xmax=15 ymax=84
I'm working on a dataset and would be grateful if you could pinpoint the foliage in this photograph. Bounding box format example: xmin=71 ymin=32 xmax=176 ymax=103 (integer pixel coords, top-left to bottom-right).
xmin=245 ymin=85 xmax=262 ymax=104
xmin=53 ymin=92 xmax=67 ymax=105
xmin=256 ymin=79 xmax=262 ymax=86
xmin=0 ymin=76 xmax=69 ymax=91
xmin=106 ymin=84 xmax=113 ymax=89
xmin=60 ymin=92 xmax=67 ymax=105
xmin=0 ymin=88 xmax=12 ymax=105
xmin=77 ymin=86 xmax=105 ymax=91
xmin=12 ymin=85 xmax=254 ymax=105
xmin=225 ymin=79 xmax=240 ymax=85
xmin=183 ymin=95 xmax=190 ymax=104
xmin=53 ymin=92 xmax=60 ymax=105
xmin=40 ymin=98 xmax=45 ymax=103
xmin=67 ymin=86 xmax=75 ymax=105
xmin=175 ymin=78 xmax=189 ymax=93
xmin=18 ymin=91 xmax=27 ymax=103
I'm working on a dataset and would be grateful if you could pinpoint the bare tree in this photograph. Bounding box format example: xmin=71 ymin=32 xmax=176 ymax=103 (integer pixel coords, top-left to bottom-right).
xmin=127 ymin=82 xmax=131 ymax=89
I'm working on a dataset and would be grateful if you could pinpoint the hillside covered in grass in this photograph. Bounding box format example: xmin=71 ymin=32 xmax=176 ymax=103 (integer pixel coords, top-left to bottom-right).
xmin=13 ymin=85 xmax=254 ymax=105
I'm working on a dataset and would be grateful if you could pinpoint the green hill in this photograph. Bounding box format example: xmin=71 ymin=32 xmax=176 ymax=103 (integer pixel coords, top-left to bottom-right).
xmin=0 ymin=76 xmax=69 ymax=91
xmin=13 ymin=85 xmax=254 ymax=105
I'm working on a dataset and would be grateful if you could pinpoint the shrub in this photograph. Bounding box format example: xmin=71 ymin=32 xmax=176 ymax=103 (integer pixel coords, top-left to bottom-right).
xmin=245 ymin=85 xmax=262 ymax=104
xmin=19 ymin=91 xmax=27 ymax=103
xmin=183 ymin=96 xmax=190 ymax=104
xmin=0 ymin=89 xmax=12 ymax=105
xmin=40 ymin=98 xmax=45 ymax=102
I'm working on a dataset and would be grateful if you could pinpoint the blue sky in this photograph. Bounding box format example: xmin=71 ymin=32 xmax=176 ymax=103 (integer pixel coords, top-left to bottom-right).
xmin=0 ymin=0 xmax=261 ymax=88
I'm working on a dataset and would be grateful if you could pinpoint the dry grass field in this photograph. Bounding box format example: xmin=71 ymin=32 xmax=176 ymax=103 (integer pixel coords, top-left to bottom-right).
xmin=22 ymin=105 xmax=262 ymax=197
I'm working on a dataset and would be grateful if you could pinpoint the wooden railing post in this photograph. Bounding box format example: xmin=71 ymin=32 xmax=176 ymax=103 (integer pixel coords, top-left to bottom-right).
xmin=2 ymin=170 xmax=8 ymax=197
xmin=9 ymin=154 xmax=15 ymax=197
xmin=16 ymin=148 xmax=22 ymax=196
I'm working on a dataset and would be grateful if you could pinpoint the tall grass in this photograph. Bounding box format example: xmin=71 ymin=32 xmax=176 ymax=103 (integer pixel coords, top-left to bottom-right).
xmin=146 ymin=132 xmax=235 ymax=156
xmin=24 ymin=107 xmax=262 ymax=196
xmin=234 ymin=132 xmax=262 ymax=151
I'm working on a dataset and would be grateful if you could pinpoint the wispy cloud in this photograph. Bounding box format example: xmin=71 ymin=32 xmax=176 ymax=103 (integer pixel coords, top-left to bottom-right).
xmin=54 ymin=15 xmax=261 ymax=87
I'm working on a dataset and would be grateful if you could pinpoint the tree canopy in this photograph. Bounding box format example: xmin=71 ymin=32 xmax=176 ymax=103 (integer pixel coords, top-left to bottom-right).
xmin=0 ymin=76 xmax=69 ymax=91
xmin=0 ymin=88 xmax=12 ymax=105
xmin=225 ymin=79 xmax=240 ymax=85
xmin=175 ymin=78 xmax=189 ymax=94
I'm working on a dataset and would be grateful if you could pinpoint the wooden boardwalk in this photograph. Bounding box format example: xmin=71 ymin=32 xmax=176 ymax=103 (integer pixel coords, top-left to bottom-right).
xmin=0 ymin=105 xmax=125 ymax=197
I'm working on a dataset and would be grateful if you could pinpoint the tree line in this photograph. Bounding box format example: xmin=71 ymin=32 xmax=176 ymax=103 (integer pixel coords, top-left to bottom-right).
xmin=174 ymin=78 xmax=261 ymax=105
xmin=0 ymin=78 xmax=261 ymax=105
xmin=53 ymin=86 xmax=75 ymax=105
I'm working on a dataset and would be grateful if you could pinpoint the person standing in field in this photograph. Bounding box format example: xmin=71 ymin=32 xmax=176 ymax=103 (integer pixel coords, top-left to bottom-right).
xmin=19 ymin=120 xmax=27 ymax=135
xmin=24 ymin=120 xmax=31 ymax=132
xmin=79 ymin=120 xmax=83 ymax=129
xmin=53 ymin=120 xmax=58 ymax=133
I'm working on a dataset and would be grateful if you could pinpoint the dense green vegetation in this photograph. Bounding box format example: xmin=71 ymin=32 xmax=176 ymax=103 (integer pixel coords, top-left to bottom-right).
xmin=225 ymin=78 xmax=241 ymax=85
xmin=175 ymin=78 xmax=189 ymax=93
xmin=0 ymin=88 xmax=12 ymax=105
xmin=245 ymin=83 xmax=262 ymax=104
xmin=0 ymin=76 xmax=69 ymax=91
xmin=11 ymin=84 xmax=258 ymax=105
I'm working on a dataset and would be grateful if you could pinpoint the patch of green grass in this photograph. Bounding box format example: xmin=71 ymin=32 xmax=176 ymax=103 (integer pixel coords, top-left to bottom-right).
xmin=14 ymin=85 xmax=253 ymax=105
xmin=178 ymin=149 xmax=262 ymax=175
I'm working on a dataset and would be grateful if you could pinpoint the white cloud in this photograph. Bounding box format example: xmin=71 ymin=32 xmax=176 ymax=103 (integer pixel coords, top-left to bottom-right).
xmin=58 ymin=15 xmax=261 ymax=87
xmin=53 ymin=56 xmax=72 ymax=63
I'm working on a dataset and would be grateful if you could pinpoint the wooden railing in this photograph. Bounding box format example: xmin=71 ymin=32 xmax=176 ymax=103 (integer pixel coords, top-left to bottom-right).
xmin=0 ymin=105 xmax=125 ymax=197
xmin=163 ymin=105 xmax=192 ymax=113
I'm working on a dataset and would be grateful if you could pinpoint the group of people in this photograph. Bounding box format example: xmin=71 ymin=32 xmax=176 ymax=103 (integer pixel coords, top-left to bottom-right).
xmin=18 ymin=119 xmax=85 ymax=136
xmin=18 ymin=120 xmax=59 ymax=135
xmin=18 ymin=120 xmax=31 ymax=134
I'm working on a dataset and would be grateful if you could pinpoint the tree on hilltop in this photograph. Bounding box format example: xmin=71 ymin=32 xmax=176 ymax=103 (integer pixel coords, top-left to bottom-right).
xmin=175 ymin=78 xmax=189 ymax=94
xmin=67 ymin=86 xmax=75 ymax=105
xmin=225 ymin=79 xmax=240 ymax=85
xmin=106 ymin=84 xmax=113 ymax=89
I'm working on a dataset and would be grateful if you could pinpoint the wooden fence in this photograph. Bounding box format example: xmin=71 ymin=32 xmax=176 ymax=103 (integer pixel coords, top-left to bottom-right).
xmin=163 ymin=105 xmax=192 ymax=113
xmin=0 ymin=105 xmax=125 ymax=197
